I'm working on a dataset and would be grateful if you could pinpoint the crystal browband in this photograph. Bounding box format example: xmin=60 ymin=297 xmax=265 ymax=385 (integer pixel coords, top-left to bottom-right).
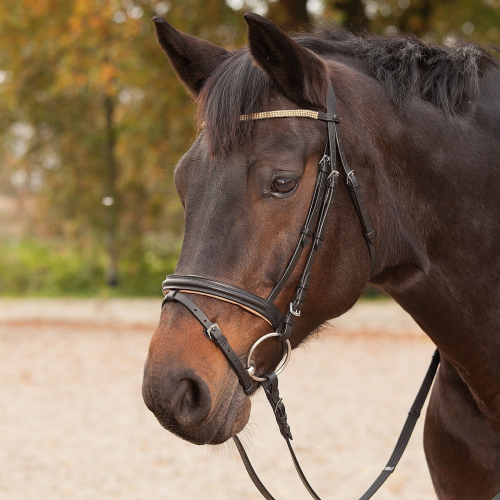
xmin=240 ymin=109 xmax=341 ymax=122
xmin=201 ymin=110 xmax=341 ymax=128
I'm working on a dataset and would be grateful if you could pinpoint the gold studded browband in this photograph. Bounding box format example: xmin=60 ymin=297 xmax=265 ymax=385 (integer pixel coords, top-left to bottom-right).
xmin=241 ymin=109 xmax=341 ymax=122
xmin=201 ymin=110 xmax=340 ymax=127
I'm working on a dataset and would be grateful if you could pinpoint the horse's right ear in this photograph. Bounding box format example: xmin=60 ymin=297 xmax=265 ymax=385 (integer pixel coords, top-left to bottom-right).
xmin=152 ymin=16 xmax=229 ymax=98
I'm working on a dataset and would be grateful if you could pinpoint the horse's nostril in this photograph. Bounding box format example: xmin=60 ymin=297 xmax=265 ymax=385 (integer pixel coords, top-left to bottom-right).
xmin=179 ymin=379 xmax=200 ymax=412
xmin=142 ymin=364 xmax=212 ymax=430
xmin=171 ymin=374 xmax=211 ymax=428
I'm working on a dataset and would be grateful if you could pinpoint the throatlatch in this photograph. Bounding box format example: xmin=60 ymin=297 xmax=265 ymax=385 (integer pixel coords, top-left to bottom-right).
xmin=160 ymin=82 xmax=445 ymax=500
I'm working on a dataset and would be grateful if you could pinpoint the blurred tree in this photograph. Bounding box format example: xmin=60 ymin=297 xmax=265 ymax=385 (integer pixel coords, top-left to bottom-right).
xmin=0 ymin=0 xmax=499 ymax=296
xmin=0 ymin=0 xmax=245 ymax=288
xmin=326 ymin=0 xmax=370 ymax=31
xmin=254 ymin=0 xmax=500 ymax=43
xmin=267 ymin=0 xmax=311 ymax=30
xmin=322 ymin=0 xmax=500 ymax=42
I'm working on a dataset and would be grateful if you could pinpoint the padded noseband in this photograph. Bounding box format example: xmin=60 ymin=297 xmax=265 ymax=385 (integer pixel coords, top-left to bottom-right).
xmin=162 ymin=275 xmax=282 ymax=329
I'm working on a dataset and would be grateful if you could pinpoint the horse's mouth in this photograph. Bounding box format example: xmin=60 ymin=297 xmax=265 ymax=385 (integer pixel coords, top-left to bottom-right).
xmin=208 ymin=389 xmax=251 ymax=444
xmin=157 ymin=384 xmax=251 ymax=445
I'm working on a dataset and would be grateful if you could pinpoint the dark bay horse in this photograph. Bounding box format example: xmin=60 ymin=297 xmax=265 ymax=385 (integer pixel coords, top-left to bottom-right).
xmin=142 ymin=13 xmax=500 ymax=499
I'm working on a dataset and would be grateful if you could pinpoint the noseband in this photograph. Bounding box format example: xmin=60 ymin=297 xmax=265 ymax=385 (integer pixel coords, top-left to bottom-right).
xmin=160 ymin=83 xmax=443 ymax=499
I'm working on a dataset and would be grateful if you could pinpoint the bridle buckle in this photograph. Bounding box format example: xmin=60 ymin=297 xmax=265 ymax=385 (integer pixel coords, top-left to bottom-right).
xmin=289 ymin=302 xmax=301 ymax=317
xmin=319 ymin=154 xmax=330 ymax=165
xmin=205 ymin=323 xmax=220 ymax=340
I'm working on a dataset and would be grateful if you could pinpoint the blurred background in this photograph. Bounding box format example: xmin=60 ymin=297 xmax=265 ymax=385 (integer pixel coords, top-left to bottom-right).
xmin=1 ymin=0 xmax=499 ymax=297
xmin=1 ymin=1 xmax=498 ymax=499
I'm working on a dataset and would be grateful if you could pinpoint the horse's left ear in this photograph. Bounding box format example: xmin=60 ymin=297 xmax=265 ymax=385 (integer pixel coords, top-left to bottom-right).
xmin=244 ymin=13 xmax=328 ymax=109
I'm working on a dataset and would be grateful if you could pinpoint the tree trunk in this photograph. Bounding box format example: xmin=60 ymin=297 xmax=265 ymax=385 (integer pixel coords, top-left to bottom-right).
xmin=104 ymin=94 xmax=119 ymax=287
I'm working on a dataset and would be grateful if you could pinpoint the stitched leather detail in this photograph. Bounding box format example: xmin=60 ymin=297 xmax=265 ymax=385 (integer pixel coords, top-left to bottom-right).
xmin=162 ymin=275 xmax=282 ymax=329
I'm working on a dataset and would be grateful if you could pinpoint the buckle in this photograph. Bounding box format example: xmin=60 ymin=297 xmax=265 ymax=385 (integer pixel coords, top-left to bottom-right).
xmin=205 ymin=323 xmax=220 ymax=340
xmin=319 ymin=155 xmax=331 ymax=172
xmin=289 ymin=302 xmax=301 ymax=317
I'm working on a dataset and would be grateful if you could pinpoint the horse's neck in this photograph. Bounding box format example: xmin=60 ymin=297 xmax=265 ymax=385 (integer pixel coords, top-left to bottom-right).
xmin=369 ymin=97 xmax=500 ymax=420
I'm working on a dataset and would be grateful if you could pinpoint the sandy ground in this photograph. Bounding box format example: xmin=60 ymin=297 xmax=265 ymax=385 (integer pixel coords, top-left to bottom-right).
xmin=0 ymin=298 xmax=438 ymax=500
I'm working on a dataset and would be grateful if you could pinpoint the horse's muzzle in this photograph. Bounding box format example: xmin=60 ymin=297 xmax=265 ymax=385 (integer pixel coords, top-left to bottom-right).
xmin=142 ymin=358 xmax=250 ymax=444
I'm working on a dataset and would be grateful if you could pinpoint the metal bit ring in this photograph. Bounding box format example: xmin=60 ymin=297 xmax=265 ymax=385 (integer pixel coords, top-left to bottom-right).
xmin=246 ymin=332 xmax=291 ymax=382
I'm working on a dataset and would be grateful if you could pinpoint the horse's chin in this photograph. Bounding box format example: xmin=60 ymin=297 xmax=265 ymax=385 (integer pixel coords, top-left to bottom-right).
xmin=160 ymin=387 xmax=252 ymax=446
xmin=208 ymin=394 xmax=251 ymax=444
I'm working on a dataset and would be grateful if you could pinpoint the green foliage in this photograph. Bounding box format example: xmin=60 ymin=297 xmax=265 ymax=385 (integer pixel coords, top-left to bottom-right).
xmin=1 ymin=0 xmax=499 ymax=297
xmin=0 ymin=238 xmax=178 ymax=296
xmin=0 ymin=0 xmax=244 ymax=296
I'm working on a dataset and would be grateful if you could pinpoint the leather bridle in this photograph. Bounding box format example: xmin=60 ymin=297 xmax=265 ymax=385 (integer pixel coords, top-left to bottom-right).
xmin=160 ymin=82 xmax=448 ymax=499
xmin=162 ymin=82 xmax=375 ymax=393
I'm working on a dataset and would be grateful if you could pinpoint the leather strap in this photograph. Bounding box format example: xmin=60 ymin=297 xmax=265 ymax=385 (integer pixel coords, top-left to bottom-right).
xmin=234 ymin=350 xmax=441 ymax=500
xmin=267 ymin=163 xmax=328 ymax=303
xmin=163 ymin=275 xmax=282 ymax=329
xmin=163 ymin=290 xmax=254 ymax=394
xmin=233 ymin=435 xmax=276 ymax=500
xmin=328 ymin=89 xmax=376 ymax=276
xmin=357 ymin=349 xmax=441 ymax=499
xmin=270 ymin=82 xmax=375 ymax=338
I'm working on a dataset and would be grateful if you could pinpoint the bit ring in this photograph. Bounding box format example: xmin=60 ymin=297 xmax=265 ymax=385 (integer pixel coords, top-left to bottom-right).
xmin=246 ymin=332 xmax=291 ymax=382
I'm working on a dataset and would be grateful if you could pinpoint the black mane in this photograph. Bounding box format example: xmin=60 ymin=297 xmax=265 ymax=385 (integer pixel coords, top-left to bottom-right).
xmin=198 ymin=26 xmax=499 ymax=154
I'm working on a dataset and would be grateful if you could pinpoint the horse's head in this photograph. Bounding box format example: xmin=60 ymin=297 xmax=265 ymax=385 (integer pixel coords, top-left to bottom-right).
xmin=142 ymin=14 xmax=374 ymax=445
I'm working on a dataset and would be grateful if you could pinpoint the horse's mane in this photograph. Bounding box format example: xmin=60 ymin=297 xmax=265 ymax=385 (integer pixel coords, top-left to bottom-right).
xmin=198 ymin=25 xmax=499 ymax=155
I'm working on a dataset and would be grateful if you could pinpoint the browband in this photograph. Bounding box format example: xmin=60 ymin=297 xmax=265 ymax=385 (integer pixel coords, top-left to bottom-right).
xmin=201 ymin=110 xmax=340 ymax=128
xmin=240 ymin=110 xmax=341 ymax=123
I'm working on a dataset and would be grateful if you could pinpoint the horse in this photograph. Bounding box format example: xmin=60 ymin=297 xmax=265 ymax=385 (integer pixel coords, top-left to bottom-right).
xmin=141 ymin=12 xmax=500 ymax=499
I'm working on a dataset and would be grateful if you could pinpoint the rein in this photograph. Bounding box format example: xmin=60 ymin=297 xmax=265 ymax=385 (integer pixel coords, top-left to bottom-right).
xmin=160 ymin=82 xmax=499 ymax=499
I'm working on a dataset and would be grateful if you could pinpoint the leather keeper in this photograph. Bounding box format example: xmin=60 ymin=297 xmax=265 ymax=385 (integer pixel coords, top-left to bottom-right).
xmin=317 ymin=111 xmax=341 ymax=123
xmin=318 ymin=158 xmax=331 ymax=173
xmin=277 ymin=315 xmax=294 ymax=341
xmin=347 ymin=174 xmax=360 ymax=190
xmin=365 ymin=228 xmax=376 ymax=243
xmin=300 ymin=227 xmax=313 ymax=246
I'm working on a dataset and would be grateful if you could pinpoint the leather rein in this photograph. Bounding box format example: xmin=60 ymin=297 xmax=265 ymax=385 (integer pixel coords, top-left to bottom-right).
xmin=161 ymin=82 xmax=449 ymax=499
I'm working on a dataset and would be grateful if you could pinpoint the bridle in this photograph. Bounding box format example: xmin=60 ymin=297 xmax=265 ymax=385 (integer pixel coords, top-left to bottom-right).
xmin=162 ymin=82 xmax=375 ymax=393
xmin=160 ymin=82 xmax=443 ymax=499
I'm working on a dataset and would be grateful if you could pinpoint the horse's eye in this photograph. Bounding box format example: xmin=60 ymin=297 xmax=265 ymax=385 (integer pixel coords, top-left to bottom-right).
xmin=271 ymin=177 xmax=297 ymax=194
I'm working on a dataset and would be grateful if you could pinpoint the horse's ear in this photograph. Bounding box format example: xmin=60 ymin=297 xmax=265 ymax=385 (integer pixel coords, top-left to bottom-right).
xmin=152 ymin=16 xmax=229 ymax=97
xmin=244 ymin=13 xmax=328 ymax=109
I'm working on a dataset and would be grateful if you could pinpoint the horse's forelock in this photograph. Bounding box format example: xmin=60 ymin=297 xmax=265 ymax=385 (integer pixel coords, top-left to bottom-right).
xmin=197 ymin=50 xmax=272 ymax=156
